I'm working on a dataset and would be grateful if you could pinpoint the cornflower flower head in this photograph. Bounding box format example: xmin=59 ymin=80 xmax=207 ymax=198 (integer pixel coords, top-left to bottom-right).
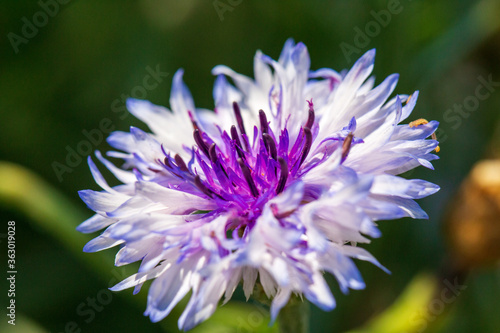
xmin=78 ymin=39 xmax=440 ymax=331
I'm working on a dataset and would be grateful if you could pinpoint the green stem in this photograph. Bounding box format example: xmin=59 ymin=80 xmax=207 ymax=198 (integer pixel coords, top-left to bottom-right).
xmin=278 ymin=296 xmax=310 ymax=333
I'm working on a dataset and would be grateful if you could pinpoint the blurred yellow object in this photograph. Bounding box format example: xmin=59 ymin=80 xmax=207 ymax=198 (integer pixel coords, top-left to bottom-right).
xmin=445 ymin=159 xmax=500 ymax=269
xmin=347 ymin=273 xmax=437 ymax=333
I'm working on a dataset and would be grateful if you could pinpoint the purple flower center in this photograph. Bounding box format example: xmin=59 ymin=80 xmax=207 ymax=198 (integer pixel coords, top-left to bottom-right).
xmin=158 ymin=100 xmax=356 ymax=231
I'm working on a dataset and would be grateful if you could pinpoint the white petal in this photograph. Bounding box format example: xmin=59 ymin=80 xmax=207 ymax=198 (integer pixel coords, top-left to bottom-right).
xmin=76 ymin=214 xmax=117 ymax=233
xmin=83 ymin=235 xmax=123 ymax=252
xmin=270 ymin=288 xmax=291 ymax=322
xmin=110 ymin=264 xmax=168 ymax=291
xmin=95 ymin=150 xmax=136 ymax=184
xmin=135 ymin=181 xmax=216 ymax=213
xmin=371 ymin=174 xmax=440 ymax=199
xmin=79 ymin=190 xmax=127 ymax=214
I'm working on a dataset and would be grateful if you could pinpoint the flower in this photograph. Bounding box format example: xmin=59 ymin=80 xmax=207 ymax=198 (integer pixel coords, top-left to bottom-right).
xmin=78 ymin=39 xmax=440 ymax=330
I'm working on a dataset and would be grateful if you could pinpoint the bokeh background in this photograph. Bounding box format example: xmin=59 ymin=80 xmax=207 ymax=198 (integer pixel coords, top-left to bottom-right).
xmin=1 ymin=0 xmax=500 ymax=332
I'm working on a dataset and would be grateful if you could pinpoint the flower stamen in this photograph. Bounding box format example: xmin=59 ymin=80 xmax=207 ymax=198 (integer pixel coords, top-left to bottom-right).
xmin=230 ymin=125 xmax=242 ymax=148
xmin=187 ymin=110 xmax=199 ymax=131
xmin=341 ymin=132 xmax=354 ymax=163
xmin=194 ymin=175 xmax=213 ymax=198
xmin=306 ymin=99 xmax=315 ymax=129
xmin=298 ymin=127 xmax=313 ymax=168
xmin=230 ymin=125 xmax=246 ymax=160
xmin=209 ymin=143 xmax=230 ymax=182
xmin=208 ymin=143 xmax=218 ymax=163
xmin=174 ymin=154 xmax=189 ymax=172
xmin=193 ymin=129 xmax=210 ymax=157
xmin=271 ymin=203 xmax=295 ymax=219
xmin=163 ymin=156 xmax=171 ymax=168
xmin=259 ymin=109 xmax=269 ymax=135
xmin=238 ymin=158 xmax=259 ymax=197
xmin=263 ymin=133 xmax=277 ymax=161
xmin=276 ymin=157 xmax=288 ymax=194
xmin=233 ymin=101 xmax=250 ymax=151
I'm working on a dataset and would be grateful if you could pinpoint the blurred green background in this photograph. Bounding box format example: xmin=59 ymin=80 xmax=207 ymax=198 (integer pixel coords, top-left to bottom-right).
xmin=1 ymin=0 xmax=500 ymax=332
